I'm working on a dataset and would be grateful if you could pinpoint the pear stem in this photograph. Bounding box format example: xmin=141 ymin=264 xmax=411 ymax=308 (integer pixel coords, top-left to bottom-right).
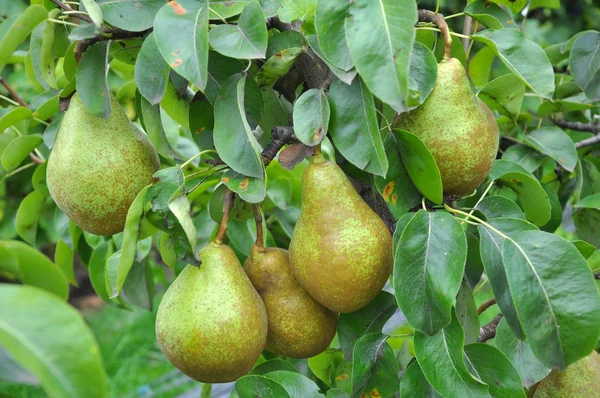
xmin=252 ymin=204 xmax=264 ymax=249
xmin=214 ymin=188 xmax=234 ymax=244
xmin=418 ymin=10 xmax=452 ymax=59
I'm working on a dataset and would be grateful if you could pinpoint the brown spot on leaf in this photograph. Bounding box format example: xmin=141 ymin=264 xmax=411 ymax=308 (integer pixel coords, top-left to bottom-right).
xmin=221 ymin=177 xmax=230 ymax=183
xmin=239 ymin=178 xmax=249 ymax=189
xmin=370 ymin=389 xmax=381 ymax=398
xmin=391 ymin=193 xmax=397 ymax=205
xmin=168 ymin=1 xmax=187 ymax=15
xmin=337 ymin=373 xmax=349 ymax=381
xmin=171 ymin=58 xmax=183 ymax=68
xmin=382 ymin=181 xmax=395 ymax=201
xmin=313 ymin=126 xmax=323 ymax=141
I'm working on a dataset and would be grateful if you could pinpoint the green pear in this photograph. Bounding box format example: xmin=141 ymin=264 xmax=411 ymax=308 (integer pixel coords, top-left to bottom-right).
xmin=289 ymin=153 xmax=393 ymax=313
xmin=47 ymin=93 xmax=160 ymax=235
xmin=533 ymin=351 xmax=600 ymax=397
xmin=156 ymin=242 xmax=268 ymax=383
xmin=244 ymin=245 xmax=338 ymax=358
xmin=393 ymin=58 xmax=499 ymax=197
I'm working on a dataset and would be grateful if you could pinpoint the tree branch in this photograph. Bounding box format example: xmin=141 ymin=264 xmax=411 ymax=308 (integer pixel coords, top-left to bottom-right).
xmin=478 ymin=313 xmax=503 ymax=342
xmin=49 ymin=0 xmax=94 ymax=23
xmin=477 ymin=297 xmax=497 ymax=315
xmin=0 ymin=77 xmax=28 ymax=107
xmin=551 ymin=118 xmax=600 ymax=148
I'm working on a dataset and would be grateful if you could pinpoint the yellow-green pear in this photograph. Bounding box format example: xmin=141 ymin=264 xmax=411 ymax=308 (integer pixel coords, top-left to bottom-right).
xmin=47 ymin=93 xmax=160 ymax=235
xmin=394 ymin=58 xmax=499 ymax=197
xmin=533 ymin=351 xmax=600 ymax=397
xmin=156 ymin=242 xmax=268 ymax=383
xmin=244 ymin=245 xmax=338 ymax=358
xmin=289 ymin=152 xmax=393 ymax=313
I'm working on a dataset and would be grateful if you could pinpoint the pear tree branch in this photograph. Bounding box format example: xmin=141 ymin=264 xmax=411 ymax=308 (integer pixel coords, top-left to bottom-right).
xmin=477 ymin=297 xmax=497 ymax=315
xmin=478 ymin=313 xmax=503 ymax=342
xmin=551 ymin=118 xmax=600 ymax=148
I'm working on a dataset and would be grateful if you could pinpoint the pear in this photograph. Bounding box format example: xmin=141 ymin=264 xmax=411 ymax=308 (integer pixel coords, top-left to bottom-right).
xmin=289 ymin=152 xmax=393 ymax=313
xmin=47 ymin=93 xmax=160 ymax=235
xmin=156 ymin=242 xmax=268 ymax=383
xmin=393 ymin=58 xmax=499 ymax=197
xmin=533 ymin=351 xmax=600 ymax=397
xmin=244 ymin=245 xmax=338 ymax=358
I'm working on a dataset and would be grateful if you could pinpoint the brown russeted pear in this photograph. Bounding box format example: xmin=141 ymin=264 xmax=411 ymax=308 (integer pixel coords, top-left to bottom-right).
xmin=393 ymin=57 xmax=499 ymax=197
xmin=47 ymin=93 xmax=160 ymax=235
xmin=533 ymin=350 xmax=600 ymax=397
xmin=155 ymin=242 xmax=268 ymax=383
xmin=244 ymin=245 xmax=337 ymax=358
xmin=289 ymin=151 xmax=393 ymax=313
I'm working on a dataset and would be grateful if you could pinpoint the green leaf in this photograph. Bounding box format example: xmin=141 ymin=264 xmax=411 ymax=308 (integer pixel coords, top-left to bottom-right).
xmin=539 ymin=183 xmax=562 ymax=233
xmin=501 ymin=145 xmax=544 ymax=173
xmin=314 ymin=0 xmax=352 ymax=71
xmin=121 ymin=257 xmax=153 ymax=310
xmin=350 ymin=333 xmax=399 ymax=398
xmin=209 ymin=2 xmax=267 ymax=59
xmin=373 ymin=133 xmax=422 ymax=218
xmin=293 ymin=88 xmax=330 ymax=146
xmin=32 ymin=162 xmax=49 ymax=197
xmin=107 ymin=185 xmax=150 ymax=298
xmin=160 ymin=77 xmax=194 ymax=129
xmin=0 ymin=240 xmax=68 ymax=300
xmin=236 ymin=375 xmax=291 ymax=398
xmin=263 ymin=371 xmax=324 ymax=398
xmin=393 ymin=129 xmax=443 ymax=205
xmin=464 ymin=0 xmax=517 ymax=29
xmin=305 ymin=33 xmax=357 ymax=85
xmin=15 ymin=191 xmax=43 ymax=246
xmin=30 ymin=10 xmax=59 ymax=90
xmin=250 ymin=359 xmax=300 ymax=375
xmin=98 ymin=0 xmax=164 ymax=31
xmin=135 ymin=32 xmax=169 ymax=105
xmin=168 ymin=186 xmax=197 ymax=250
xmin=139 ymin=94 xmax=178 ymax=159
xmin=523 ymin=127 xmax=578 ymax=172
xmin=54 ymin=240 xmax=76 ymax=286
xmin=338 ymin=291 xmax=396 ymax=360
xmin=394 ymin=210 xmax=466 ymax=335
xmin=464 ymin=231 xmax=484 ymax=290
xmin=0 ymin=5 xmax=48 ymax=74
xmin=455 ymin=282 xmax=479 ymax=345
xmin=222 ymin=170 xmax=267 ymax=203
xmin=486 ymin=0 xmax=527 ymax=13
xmin=2 ymin=134 xmax=42 ymax=173
xmin=345 ymin=0 xmax=416 ymax=112
xmin=328 ymin=77 xmax=388 ymax=177
xmin=76 ymin=41 xmax=111 ymax=118
xmin=154 ymin=0 xmax=209 ymax=90
xmin=478 ymin=218 xmax=538 ymax=339
xmin=189 ymin=91 xmax=215 ymax=149
xmin=571 ymin=240 xmax=596 ymax=259
xmin=495 ymin=318 xmax=551 ymax=388
xmin=476 ymin=196 xmax=525 ymax=220
xmin=209 ymin=0 xmax=250 ymax=19
xmin=464 ymin=344 xmax=526 ymax=398
xmin=278 ymin=0 xmax=315 ymax=22
xmin=308 ymin=349 xmax=343 ymax=385
xmin=468 ymin=46 xmax=495 ymax=88
xmin=407 ymin=42 xmax=438 ymax=110
xmin=502 ymin=230 xmax=600 ymax=369
xmin=472 ymin=29 xmax=555 ymax=99
xmin=489 ymin=160 xmax=551 ymax=226
xmin=569 ymin=31 xmax=600 ymax=100
xmin=256 ymin=47 xmax=303 ymax=88
xmin=213 ymin=73 xmax=264 ymax=179
xmin=68 ymin=23 xmax=98 ymax=40
xmin=80 ymin=0 xmax=103 ymax=29
xmin=399 ymin=361 xmax=442 ymax=397
xmin=478 ymin=74 xmax=525 ymax=121
xmin=0 ymin=284 xmax=108 ymax=398
xmin=0 ymin=107 xmax=33 ymax=136
xmin=88 ymin=242 xmax=110 ymax=302
xmin=414 ymin=310 xmax=488 ymax=397
xmin=574 ymin=192 xmax=600 ymax=210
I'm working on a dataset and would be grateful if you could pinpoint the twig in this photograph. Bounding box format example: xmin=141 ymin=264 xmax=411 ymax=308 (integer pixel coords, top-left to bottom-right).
xmin=478 ymin=313 xmax=503 ymax=342
xmin=262 ymin=126 xmax=296 ymax=165
xmin=214 ymin=188 xmax=234 ymax=244
xmin=252 ymin=204 xmax=264 ymax=249
xmin=0 ymin=77 xmax=28 ymax=107
xmin=551 ymin=118 xmax=600 ymax=148
xmin=462 ymin=16 xmax=473 ymax=53
xmin=49 ymin=0 xmax=94 ymax=23
xmin=29 ymin=153 xmax=44 ymax=165
xmin=418 ymin=10 xmax=452 ymax=59
xmin=477 ymin=297 xmax=497 ymax=315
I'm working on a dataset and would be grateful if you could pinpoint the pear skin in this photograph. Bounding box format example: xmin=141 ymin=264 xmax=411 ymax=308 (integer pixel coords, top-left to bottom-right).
xmin=47 ymin=93 xmax=160 ymax=235
xmin=533 ymin=351 xmax=600 ymax=398
xmin=394 ymin=58 xmax=499 ymax=197
xmin=289 ymin=153 xmax=393 ymax=313
xmin=244 ymin=245 xmax=338 ymax=358
xmin=155 ymin=242 xmax=268 ymax=383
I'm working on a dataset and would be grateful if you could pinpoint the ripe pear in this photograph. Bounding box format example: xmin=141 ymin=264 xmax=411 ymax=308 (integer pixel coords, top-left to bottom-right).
xmin=244 ymin=245 xmax=338 ymax=358
xmin=47 ymin=93 xmax=160 ymax=235
xmin=533 ymin=351 xmax=600 ymax=397
xmin=393 ymin=58 xmax=499 ymax=197
xmin=155 ymin=242 xmax=268 ymax=383
xmin=289 ymin=152 xmax=393 ymax=313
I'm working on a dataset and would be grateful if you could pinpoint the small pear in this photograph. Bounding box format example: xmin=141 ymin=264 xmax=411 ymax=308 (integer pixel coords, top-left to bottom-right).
xmin=156 ymin=242 xmax=268 ymax=383
xmin=533 ymin=351 xmax=600 ymax=397
xmin=244 ymin=245 xmax=338 ymax=358
xmin=289 ymin=152 xmax=393 ymax=313
xmin=47 ymin=94 xmax=160 ymax=235
xmin=394 ymin=58 xmax=499 ymax=197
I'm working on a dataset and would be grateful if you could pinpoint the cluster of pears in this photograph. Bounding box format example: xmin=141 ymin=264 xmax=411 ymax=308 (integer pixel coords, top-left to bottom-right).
xmin=529 ymin=351 xmax=600 ymax=397
xmin=155 ymin=147 xmax=393 ymax=383
xmin=47 ymin=94 xmax=160 ymax=235
xmin=393 ymin=56 xmax=499 ymax=197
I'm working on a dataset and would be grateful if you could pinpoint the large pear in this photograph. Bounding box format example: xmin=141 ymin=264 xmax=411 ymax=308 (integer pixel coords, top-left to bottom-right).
xmin=156 ymin=242 xmax=268 ymax=383
xmin=394 ymin=58 xmax=499 ymax=197
xmin=289 ymin=153 xmax=393 ymax=313
xmin=245 ymin=245 xmax=337 ymax=358
xmin=533 ymin=351 xmax=600 ymax=397
xmin=47 ymin=94 xmax=160 ymax=235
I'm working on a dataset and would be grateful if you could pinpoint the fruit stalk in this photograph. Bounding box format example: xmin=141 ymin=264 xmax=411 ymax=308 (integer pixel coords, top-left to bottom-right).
xmin=252 ymin=204 xmax=264 ymax=250
xmin=214 ymin=188 xmax=234 ymax=244
xmin=418 ymin=10 xmax=452 ymax=59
